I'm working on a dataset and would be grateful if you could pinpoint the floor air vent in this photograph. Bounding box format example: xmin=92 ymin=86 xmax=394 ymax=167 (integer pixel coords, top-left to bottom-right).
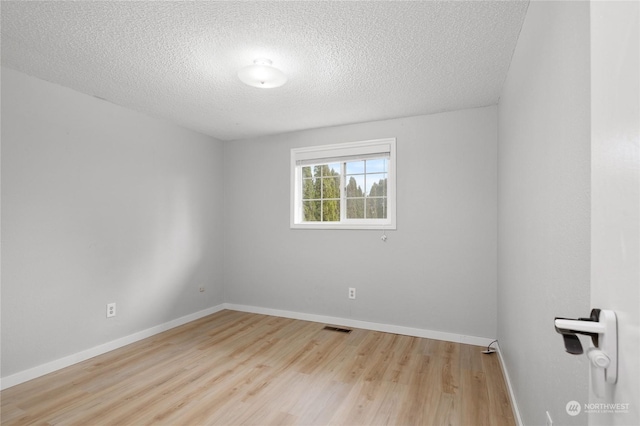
xmin=323 ymin=325 xmax=352 ymax=334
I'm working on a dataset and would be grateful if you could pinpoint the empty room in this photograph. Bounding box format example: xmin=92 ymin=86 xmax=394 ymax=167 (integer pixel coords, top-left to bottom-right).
xmin=1 ymin=1 xmax=638 ymax=425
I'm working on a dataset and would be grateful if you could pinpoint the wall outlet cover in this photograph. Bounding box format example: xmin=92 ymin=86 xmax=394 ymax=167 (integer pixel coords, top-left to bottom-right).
xmin=107 ymin=303 xmax=116 ymax=318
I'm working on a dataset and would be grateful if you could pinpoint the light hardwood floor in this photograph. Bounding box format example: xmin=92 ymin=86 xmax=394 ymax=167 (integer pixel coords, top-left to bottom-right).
xmin=1 ymin=310 xmax=515 ymax=425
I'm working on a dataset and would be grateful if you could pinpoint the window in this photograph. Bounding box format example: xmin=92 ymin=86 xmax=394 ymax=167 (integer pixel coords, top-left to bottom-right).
xmin=291 ymin=138 xmax=396 ymax=229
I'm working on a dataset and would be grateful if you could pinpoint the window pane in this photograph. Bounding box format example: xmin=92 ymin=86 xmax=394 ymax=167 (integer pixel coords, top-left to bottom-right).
xmin=322 ymin=177 xmax=341 ymax=199
xmin=322 ymin=200 xmax=340 ymax=221
xmin=303 ymin=201 xmax=321 ymax=221
xmin=345 ymin=175 xmax=365 ymax=197
xmin=366 ymin=173 xmax=387 ymax=196
xmin=302 ymin=166 xmax=313 ymax=178
xmin=325 ymin=163 xmax=340 ymax=176
xmin=366 ymin=197 xmax=387 ymax=219
xmin=366 ymin=158 xmax=387 ymax=173
xmin=315 ymin=164 xmax=339 ymax=178
xmin=346 ymin=160 xmax=365 ymax=174
xmin=346 ymin=198 xmax=364 ymax=219
xmin=302 ymin=178 xmax=318 ymax=200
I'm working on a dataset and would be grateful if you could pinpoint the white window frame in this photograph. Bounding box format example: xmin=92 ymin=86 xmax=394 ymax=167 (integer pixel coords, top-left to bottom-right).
xmin=290 ymin=138 xmax=396 ymax=230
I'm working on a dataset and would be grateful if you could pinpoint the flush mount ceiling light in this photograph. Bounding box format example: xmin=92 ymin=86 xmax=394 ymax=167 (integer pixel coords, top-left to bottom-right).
xmin=238 ymin=58 xmax=287 ymax=89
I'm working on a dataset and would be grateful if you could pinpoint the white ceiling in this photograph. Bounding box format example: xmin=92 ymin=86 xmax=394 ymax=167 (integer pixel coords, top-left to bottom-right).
xmin=1 ymin=1 xmax=529 ymax=141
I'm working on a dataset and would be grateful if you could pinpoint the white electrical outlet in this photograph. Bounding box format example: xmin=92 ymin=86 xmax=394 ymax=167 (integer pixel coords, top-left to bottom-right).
xmin=106 ymin=302 xmax=116 ymax=318
xmin=348 ymin=288 xmax=356 ymax=299
xmin=545 ymin=411 xmax=553 ymax=426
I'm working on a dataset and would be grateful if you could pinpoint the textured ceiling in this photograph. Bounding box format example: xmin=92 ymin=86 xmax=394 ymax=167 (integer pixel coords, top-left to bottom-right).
xmin=1 ymin=1 xmax=528 ymax=141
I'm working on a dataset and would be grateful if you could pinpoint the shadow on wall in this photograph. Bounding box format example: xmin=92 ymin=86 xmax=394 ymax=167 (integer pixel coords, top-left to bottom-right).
xmin=121 ymin=176 xmax=205 ymax=323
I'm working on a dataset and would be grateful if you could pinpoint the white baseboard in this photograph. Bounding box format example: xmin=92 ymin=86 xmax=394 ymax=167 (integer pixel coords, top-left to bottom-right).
xmin=223 ymin=303 xmax=496 ymax=347
xmin=496 ymin=342 xmax=523 ymax=426
xmin=1 ymin=303 xmax=498 ymax=391
xmin=0 ymin=304 xmax=226 ymax=390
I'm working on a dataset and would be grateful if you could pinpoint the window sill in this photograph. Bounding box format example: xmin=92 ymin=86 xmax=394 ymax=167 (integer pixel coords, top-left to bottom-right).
xmin=290 ymin=223 xmax=396 ymax=230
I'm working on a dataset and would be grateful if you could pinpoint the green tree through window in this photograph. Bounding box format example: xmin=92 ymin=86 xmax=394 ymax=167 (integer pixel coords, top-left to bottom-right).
xmin=345 ymin=159 xmax=387 ymax=220
xmin=302 ymin=164 xmax=340 ymax=222
xmin=345 ymin=176 xmax=365 ymax=218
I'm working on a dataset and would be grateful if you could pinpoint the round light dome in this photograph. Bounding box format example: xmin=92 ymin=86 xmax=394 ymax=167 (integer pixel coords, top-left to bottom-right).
xmin=238 ymin=58 xmax=287 ymax=89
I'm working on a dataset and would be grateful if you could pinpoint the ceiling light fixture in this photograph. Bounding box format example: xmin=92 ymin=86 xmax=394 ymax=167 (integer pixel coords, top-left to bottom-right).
xmin=238 ymin=58 xmax=287 ymax=89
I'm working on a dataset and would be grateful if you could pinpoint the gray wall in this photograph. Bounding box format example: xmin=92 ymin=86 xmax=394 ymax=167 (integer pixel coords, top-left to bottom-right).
xmin=224 ymin=106 xmax=498 ymax=339
xmin=497 ymin=2 xmax=591 ymax=425
xmin=1 ymin=67 xmax=225 ymax=377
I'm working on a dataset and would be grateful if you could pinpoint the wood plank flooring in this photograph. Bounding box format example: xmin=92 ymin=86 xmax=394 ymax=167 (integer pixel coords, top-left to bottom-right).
xmin=1 ymin=310 xmax=515 ymax=425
